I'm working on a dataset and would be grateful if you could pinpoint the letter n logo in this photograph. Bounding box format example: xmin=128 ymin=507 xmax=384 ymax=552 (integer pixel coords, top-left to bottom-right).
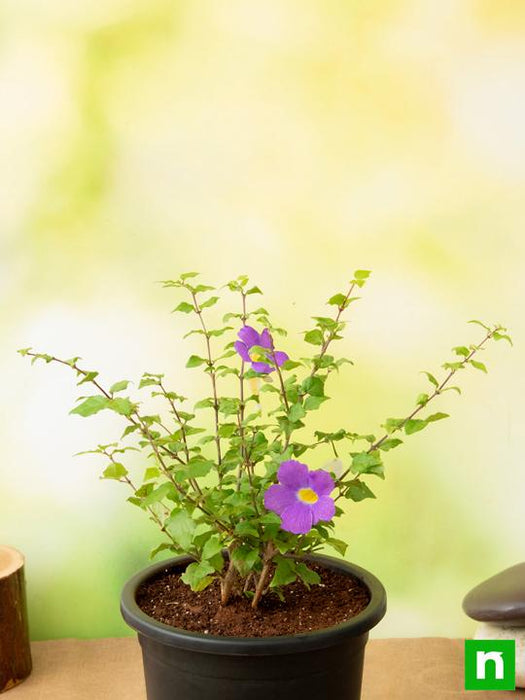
xmin=464 ymin=639 xmax=515 ymax=690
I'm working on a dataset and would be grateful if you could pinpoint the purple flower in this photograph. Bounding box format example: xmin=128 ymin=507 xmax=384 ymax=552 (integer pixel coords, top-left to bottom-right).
xmin=234 ymin=325 xmax=289 ymax=374
xmin=264 ymin=460 xmax=336 ymax=535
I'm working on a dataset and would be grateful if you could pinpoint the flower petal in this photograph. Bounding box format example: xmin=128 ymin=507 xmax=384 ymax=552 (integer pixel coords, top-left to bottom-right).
xmin=234 ymin=340 xmax=251 ymax=362
xmin=272 ymin=351 xmax=289 ymax=366
xmin=238 ymin=325 xmax=260 ymax=349
xmin=308 ymin=469 xmax=335 ymax=497
xmin=251 ymin=361 xmax=274 ymax=374
xmin=259 ymin=328 xmax=273 ymax=349
xmin=264 ymin=484 xmax=296 ymax=516
xmin=311 ymin=495 xmax=336 ymax=525
xmin=280 ymin=502 xmax=314 ymax=534
xmin=277 ymin=460 xmax=309 ymax=489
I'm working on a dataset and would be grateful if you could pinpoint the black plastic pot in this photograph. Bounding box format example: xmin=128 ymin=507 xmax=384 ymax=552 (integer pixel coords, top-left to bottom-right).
xmin=120 ymin=553 xmax=386 ymax=700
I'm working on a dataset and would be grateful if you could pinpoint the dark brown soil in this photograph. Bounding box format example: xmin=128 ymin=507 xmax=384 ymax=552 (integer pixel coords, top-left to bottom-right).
xmin=136 ymin=562 xmax=370 ymax=637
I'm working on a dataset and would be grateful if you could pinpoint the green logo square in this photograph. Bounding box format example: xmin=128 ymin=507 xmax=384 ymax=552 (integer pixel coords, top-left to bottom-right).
xmin=465 ymin=639 xmax=515 ymax=690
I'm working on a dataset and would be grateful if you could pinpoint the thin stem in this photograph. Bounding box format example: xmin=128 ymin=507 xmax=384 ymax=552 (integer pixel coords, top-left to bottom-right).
xmin=236 ymin=291 xmax=251 ymax=491
xmin=336 ymin=327 xmax=498 ymax=486
xmin=274 ymin=358 xmax=290 ymax=413
xmin=308 ymin=281 xmax=356 ymax=380
xmin=159 ymin=380 xmax=191 ymax=462
xmin=190 ymin=291 xmax=222 ymax=471
xmin=158 ymin=380 xmax=201 ymax=494
xmin=101 ymin=448 xmax=178 ymax=549
xmin=124 ymin=476 xmax=179 ymax=547
xmin=270 ymin=281 xmax=356 ymax=453
xmin=252 ymin=541 xmax=276 ymax=609
xmin=370 ymin=328 xmax=496 ymax=453
xmin=134 ymin=414 xmax=218 ymax=519
xmin=220 ymin=545 xmax=238 ymax=605
xmin=26 ymin=352 xmax=232 ymax=534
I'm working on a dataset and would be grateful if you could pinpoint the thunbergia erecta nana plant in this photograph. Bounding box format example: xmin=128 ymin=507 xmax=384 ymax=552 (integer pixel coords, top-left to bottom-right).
xmin=19 ymin=271 xmax=511 ymax=608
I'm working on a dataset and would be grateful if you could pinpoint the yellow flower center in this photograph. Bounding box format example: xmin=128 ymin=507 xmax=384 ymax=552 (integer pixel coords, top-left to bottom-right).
xmin=297 ymin=488 xmax=319 ymax=504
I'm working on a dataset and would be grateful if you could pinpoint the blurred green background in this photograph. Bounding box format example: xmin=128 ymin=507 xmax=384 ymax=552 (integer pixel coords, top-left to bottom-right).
xmin=1 ymin=0 xmax=523 ymax=641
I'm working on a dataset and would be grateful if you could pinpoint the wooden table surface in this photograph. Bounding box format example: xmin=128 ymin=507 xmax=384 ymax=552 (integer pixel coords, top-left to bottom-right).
xmin=5 ymin=637 xmax=524 ymax=699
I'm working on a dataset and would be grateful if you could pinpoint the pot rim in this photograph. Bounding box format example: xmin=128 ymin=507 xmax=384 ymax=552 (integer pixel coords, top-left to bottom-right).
xmin=121 ymin=553 xmax=386 ymax=655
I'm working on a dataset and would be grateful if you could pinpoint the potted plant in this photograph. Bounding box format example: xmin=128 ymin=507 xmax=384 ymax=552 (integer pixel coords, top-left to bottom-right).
xmin=19 ymin=270 xmax=511 ymax=700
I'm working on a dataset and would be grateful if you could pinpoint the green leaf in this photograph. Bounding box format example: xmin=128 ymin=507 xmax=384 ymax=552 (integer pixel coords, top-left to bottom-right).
xmin=327 ymin=293 xmax=347 ymax=307
xmin=378 ymin=438 xmax=403 ymax=451
xmin=295 ymin=562 xmax=321 ymax=587
xmin=468 ymin=319 xmax=490 ymax=330
xmin=139 ymin=374 xmax=162 ymax=389
xmin=231 ymin=546 xmax=260 ymax=575
xmin=442 ymin=385 xmax=461 ymax=395
xmin=122 ymin=424 xmax=140 ymax=438
xmin=194 ymin=398 xmax=214 ymax=409
xmin=75 ymin=370 xmax=98 ymax=386
xmin=167 ymin=509 xmax=196 ymax=549
xmin=29 ymin=352 xmax=54 ymax=365
xmin=492 ymin=331 xmax=512 ymax=345
xmin=289 ymin=403 xmax=306 ymax=423
xmin=144 ymin=467 xmax=160 ymax=481
xmin=180 ymin=271 xmax=199 ymax=280
xmin=201 ymin=535 xmax=223 ymax=561
xmin=259 ymin=512 xmax=281 ymax=525
xmin=270 ymin=556 xmax=297 ymax=588
xmin=218 ymin=397 xmax=241 ymax=415
xmin=70 ymin=396 xmax=109 ymax=417
xmin=110 ymin=380 xmax=130 ymax=394
xmin=404 ymin=419 xmax=428 ymax=435
xmin=149 ymin=543 xmax=178 ymax=559
xmin=173 ymin=301 xmax=194 ymax=314
xmin=453 ymin=346 xmax=470 ymax=357
xmin=416 ymin=393 xmax=429 ymax=406
xmin=304 ymin=395 xmax=328 ymax=411
xmin=384 ymin=417 xmax=405 ymax=432
xmin=198 ymin=435 xmax=216 ymax=445
xmin=281 ymin=360 xmax=302 ymax=370
xmin=470 ymin=360 xmax=487 ymax=373
xmin=345 ymin=479 xmax=376 ymax=501
xmin=181 ymin=561 xmax=215 ymax=592
xmin=183 ymin=425 xmax=205 ymax=436
xmin=186 ymin=459 xmax=214 ymax=479
xmin=426 ymin=412 xmax=449 ymax=423
xmin=142 ymin=483 xmax=175 ymax=507
xmin=200 ymin=296 xmax=219 ymax=309
xmin=304 ymin=329 xmax=324 ymax=346
xmin=108 ymin=398 xmax=134 ymax=416
xmin=101 ymin=462 xmax=128 ymax=480
xmin=312 ymin=316 xmax=339 ymax=331
xmin=353 ymin=270 xmax=371 ymax=287
xmin=326 ymin=538 xmax=348 ymax=556
xmin=234 ymin=521 xmax=259 ymax=538
xmin=442 ymin=361 xmax=465 ymax=370
xmin=301 ymin=376 xmax=325 ymax=397
xmin=207 ymin=327 xmax=233 ymax=337
xmin=351 ymin=452 xmax=383 ymax=476
xmin=246 ymin=286 xmax=262 ymax=295
xmin=218 ymin=423 xmax=237 ymax=438
xmin=421 ymin=371 xmax=439 ymax=388
xmin=186 ymin=355 xmax=207 ymax=368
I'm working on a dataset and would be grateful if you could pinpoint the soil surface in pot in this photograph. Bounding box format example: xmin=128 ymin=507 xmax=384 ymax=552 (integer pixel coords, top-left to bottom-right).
xmin=136 ymin=562 xmax=370 ymax=637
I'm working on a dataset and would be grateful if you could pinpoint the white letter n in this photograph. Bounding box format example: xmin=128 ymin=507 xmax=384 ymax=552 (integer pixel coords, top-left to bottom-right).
xmin=476 ymin=651 xmax=504 ymax=680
